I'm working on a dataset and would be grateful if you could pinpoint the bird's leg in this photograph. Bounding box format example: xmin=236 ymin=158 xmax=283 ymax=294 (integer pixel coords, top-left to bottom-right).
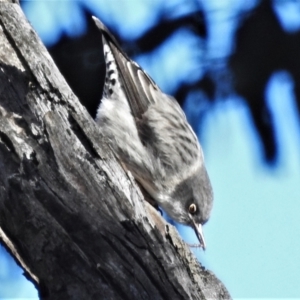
xmin=186 ymin=243 xmax=202 ymax=248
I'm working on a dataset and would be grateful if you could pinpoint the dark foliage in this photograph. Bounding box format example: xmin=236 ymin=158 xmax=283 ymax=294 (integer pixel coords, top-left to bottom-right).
xmin=230 ymin=0 xmax=300 ymax=163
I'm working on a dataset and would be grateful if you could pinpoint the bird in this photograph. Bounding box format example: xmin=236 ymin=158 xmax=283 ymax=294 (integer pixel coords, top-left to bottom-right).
xmin=93 ymin=16 xmax=213 ymax=250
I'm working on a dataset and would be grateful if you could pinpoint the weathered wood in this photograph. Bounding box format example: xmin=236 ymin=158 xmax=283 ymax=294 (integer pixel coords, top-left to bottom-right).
xmin=0 ymin=1 xmax=231 ymax=299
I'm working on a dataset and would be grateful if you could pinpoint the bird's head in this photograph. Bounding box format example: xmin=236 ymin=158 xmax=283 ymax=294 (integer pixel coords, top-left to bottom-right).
xmin=161 ymin=166 xmax=213 ymax=250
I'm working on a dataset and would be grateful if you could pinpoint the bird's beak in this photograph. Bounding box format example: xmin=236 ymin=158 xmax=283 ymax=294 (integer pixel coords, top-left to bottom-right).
xmin=191 ymin=218 xmax=206 ymax=250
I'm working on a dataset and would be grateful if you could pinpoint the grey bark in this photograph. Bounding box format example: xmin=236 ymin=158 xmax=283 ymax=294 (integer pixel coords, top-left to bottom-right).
xmin=0 ymin=1 xmax=231 ymax=299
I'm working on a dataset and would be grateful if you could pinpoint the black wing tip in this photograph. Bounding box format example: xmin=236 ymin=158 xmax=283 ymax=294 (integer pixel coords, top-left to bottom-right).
xmin=92 ymin=16 xmax=124 ymax=52
xmin=92 ymin=16 xmax=106 ymax=32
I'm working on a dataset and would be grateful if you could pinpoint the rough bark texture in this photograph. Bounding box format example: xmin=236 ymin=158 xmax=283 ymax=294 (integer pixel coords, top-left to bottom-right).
xmin=0 ymin=1 xmax=231 ymax=299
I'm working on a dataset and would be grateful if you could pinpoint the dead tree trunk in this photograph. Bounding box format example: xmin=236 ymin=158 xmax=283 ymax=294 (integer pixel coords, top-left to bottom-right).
xmin=0 ymin=1 xmax=231 ymax=299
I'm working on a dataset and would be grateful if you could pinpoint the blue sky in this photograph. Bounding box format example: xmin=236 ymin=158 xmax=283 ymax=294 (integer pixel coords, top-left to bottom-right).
xmin=1 ymin=0 xmax=300 ymax=299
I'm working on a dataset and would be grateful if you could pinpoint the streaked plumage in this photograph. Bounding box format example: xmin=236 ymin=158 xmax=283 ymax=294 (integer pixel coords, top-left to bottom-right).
xmin=93 ymin=17 xmax=213 ymax=249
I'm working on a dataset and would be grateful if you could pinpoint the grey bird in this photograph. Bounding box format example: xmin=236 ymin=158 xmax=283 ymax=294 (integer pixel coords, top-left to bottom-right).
xmin=93 ymin=16 xmax=213 ymax=250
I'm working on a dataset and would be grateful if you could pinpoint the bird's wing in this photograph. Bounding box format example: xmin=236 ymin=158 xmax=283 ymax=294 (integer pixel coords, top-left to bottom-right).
xmin=93 ymin=16 xmax=158 ymax=119
xmin=93 ymin=17 xmax=203 ymax=178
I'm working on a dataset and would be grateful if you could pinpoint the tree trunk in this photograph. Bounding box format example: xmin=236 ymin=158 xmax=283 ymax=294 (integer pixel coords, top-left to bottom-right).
xmin=0 ymin=1 xmax=231 ymax=299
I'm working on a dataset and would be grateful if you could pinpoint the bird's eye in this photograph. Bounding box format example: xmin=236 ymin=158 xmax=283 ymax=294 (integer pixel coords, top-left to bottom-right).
xmin=188 ymin=203 xmax=197 ymax=214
